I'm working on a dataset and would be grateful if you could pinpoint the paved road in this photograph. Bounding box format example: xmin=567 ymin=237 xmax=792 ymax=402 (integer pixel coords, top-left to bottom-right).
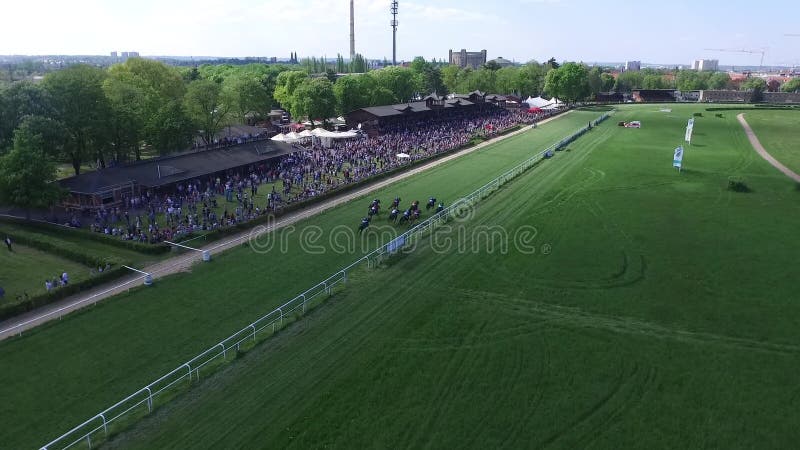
xmin=737 ymin=113 xmax=800 ymax=183
xmin=0 ymin=114 xmax=569 ymax=340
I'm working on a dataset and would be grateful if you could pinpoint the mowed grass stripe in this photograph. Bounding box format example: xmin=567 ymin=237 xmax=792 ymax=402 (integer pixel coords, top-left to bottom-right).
xmin=0 ymin=111 xmax=602 ymax=449
xmin=109 ymin=105 xmax=800 ymax=449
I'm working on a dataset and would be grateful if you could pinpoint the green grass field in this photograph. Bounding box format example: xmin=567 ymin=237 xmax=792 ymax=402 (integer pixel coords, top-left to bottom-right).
xmin=0 ymin=111 xmax=607 ymax=449
xmin=740 ymin=109 xmax=800 ymax=175
xmin=0 ymin=244 xmax=91 ymax=300
xmin=97 ymin=104 xmax=800 ymax=449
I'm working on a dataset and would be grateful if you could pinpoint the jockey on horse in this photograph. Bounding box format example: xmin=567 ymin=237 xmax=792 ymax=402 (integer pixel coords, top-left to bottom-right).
xmin=410 ymin=200 xmax=420 ymax=212
xmin=426 ymin=197 xmax=436 ymax=210
xmin=388 ymin=208 xmax=400 ymax=222
xmin=436 ymin=202 xmax=444 ymax=213
xmin=358 ymin=217 xmax=370 ymax=233
xmin=391 ymin=196 xmax=401 ymax=209
xmin=398 ymin=209 xmax=411 ymax=225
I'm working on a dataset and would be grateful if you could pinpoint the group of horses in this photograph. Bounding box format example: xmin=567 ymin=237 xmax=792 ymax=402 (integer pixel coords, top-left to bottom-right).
xmin=358 ymin=197 xmax=444 ymax=233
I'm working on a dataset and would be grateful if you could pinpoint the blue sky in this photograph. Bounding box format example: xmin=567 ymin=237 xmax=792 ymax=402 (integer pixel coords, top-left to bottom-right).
xmin=2 ymin=0 xmax=798 ymax=66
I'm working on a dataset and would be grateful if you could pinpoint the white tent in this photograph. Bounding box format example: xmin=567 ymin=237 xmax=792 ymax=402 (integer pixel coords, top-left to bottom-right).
xmin=298 ymin=130 xmax=313 ymax=138
xmin=524 ymin=96 xmax=552 ymax=108
xmin=396 ymin=153 xmax=410 ymax=159
xmin=270 ymin=133 xmax=287 ymax=142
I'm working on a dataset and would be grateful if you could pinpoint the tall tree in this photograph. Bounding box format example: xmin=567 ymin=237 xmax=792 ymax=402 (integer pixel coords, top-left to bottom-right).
xmin=0 ymin=81 xmax=53 ymax=150
xmin=107 ymin=58 xmax=188 ymax=156
xmin=600 ymin=73 xmax=615 ymax=92
xmin=781 ymin=78 xmax=800 ymax=93
xmin=707 ymin=72 xmax=731 ymax=90
xmin=224 ymin=74 xmax=273 ymax=124
xmin=587 ymin=67 xmax=603 ymax=95
xmin=516 ymin=62 xmax=546 ymax=96
xmin=184 ymin=79 xmax=233 ymax=145
xmin=0 ymin=118 xmax=64 ymax=216
xmin=43 ymin=64 xmax=111 ymax=174
xmin=334 ymin=75 xmax=370 ymax=115
xmin=146 ymin=101 xmax=195 ymax=154
xmin=273 ymin=70 xmax=310 ymax=110
xmin=545 ymin=63 xmax=590 ymax=103
xmin=291 ymin=78 xmax=336 ymax=127
xmin=372 ymin=66 xmax=418 ymax=103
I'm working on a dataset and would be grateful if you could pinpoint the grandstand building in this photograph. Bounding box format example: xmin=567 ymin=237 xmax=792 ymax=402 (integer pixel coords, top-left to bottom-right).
xmin=59 ymin=140 xmax=294 ymax=210
xmin=345 ymin=91 xmax=494 ymax=135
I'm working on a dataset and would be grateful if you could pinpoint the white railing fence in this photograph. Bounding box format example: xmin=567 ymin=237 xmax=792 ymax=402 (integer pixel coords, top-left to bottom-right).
xmin=40 ymin=111 xmax=613 ymax=450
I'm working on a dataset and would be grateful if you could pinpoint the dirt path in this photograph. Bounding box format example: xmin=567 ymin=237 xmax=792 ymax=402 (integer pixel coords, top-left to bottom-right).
xmin=737 ymin=113 xmax=800 ymax=183
xmin=0 ymin=113 xmax=571 ymax=340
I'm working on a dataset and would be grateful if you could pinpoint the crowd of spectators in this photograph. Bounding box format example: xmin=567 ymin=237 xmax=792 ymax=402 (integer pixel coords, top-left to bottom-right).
xmin=78 ymin=106 xmax=558 ymax=244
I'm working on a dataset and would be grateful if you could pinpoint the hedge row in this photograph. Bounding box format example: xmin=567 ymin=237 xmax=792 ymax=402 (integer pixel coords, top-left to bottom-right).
xmin=0 ymin=224 xmax=133 ymax=322
xmin=0 ymin=216 xmax=170 ymax=255
xmin=0 ymin=224 xmax=125 ymax=268
xmin=0 ymin=266 xmax=128 ymax=322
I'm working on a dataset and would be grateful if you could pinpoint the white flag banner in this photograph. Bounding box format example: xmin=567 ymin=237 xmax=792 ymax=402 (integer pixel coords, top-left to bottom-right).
xmin=673 ymin=146 xmax=684 ymax=169
xmin=685 ymin=125 xmax=693 ymax=143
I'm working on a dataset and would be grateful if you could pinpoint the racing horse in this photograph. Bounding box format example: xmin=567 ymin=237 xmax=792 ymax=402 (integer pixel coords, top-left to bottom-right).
xmin=397 ymin=209 xmax=411 ymax=225
xmin=390 ymin=197 xmax=401 ymax=209
xmin=388 ymin=208 xmax=400 ymax=222
xmin=426 ymin=197 xmax=437 ymax=210
xmin=358 ymin=217 xmax=371 ymax=233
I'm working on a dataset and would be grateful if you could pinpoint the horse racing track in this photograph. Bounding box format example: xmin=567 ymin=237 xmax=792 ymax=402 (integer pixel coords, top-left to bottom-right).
xmin=8 ymin=105 xmax=800 ymax=449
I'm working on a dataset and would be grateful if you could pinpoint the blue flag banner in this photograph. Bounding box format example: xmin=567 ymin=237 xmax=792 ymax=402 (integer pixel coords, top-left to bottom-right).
xmin=673 ymin=146 xmax=684 ymax=169
xmin=386 ymin=235 xmax=406 ymax=254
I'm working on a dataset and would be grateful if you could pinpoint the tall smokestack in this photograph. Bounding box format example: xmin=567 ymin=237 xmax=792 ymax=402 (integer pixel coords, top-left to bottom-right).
xmin=350 ymin=0 xmax=355 ymax=60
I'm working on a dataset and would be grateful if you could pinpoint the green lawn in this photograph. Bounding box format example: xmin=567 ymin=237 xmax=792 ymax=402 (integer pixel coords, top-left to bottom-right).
xmin=0 ymin=222 xmax=158 ymax=268
xmin=102 ymin=104 xmax=800 ymax=449
xmin=0 ymin=243 xmax=91 ymax=301
xmin=740 ymin=109 xmax=800 ymax=175
xmin=0 ymin=110 xmax=605 ymax=449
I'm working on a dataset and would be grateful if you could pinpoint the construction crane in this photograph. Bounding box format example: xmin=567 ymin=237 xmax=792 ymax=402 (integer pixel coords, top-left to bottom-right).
xmin=703 ymin=48 xmax=767 ymax=71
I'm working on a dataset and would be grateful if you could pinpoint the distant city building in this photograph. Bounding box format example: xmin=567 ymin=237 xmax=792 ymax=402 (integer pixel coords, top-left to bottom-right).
xmin=488 ymin=56 xmax=515 ymax=68
xmin=129 ymin=51 xmax=140 ymax=58
xmin=692 ymin=59 xmax=719 ymax=71
xmin=624 ymin=61 xmax=641 ymax=71
xmin=110 ymin=51 xmax=118 ymax=58
xmin=449 ymin=49 xmax=487 ymax=69
xmin=121 ymin=52 xmax=129 ymax=58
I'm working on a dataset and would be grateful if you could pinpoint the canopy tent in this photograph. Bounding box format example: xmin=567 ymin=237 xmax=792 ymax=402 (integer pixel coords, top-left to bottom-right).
xmin=270 ymin=133 xmax=287 ymax=142
xmin=284 ymin=131 xmax=301 ymax=141
xmin=298 ymin=130 xmax=313 ymax=138
xmin=396 ymin=153 xmax=410 ymax=159
xmin=524 ymin=96 xmax=552 ymax=108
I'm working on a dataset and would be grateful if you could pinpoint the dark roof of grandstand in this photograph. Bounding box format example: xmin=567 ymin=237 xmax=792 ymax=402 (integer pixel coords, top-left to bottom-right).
xmin=352 ymin=98 xmax=476 ymax=118
xmin=423 ymin=92 xmax=443 ymax=101
xmin=485 ymin=94 xmax=507 ymax=101
xmin=60 ymin=140 xmax=296 ymax=194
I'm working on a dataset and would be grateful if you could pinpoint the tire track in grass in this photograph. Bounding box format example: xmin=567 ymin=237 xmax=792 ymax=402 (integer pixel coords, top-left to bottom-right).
xmin=457 ymin=289 xmax=800 ymax=356
xmin=496 ymin=334 xmax=553 ymax=450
